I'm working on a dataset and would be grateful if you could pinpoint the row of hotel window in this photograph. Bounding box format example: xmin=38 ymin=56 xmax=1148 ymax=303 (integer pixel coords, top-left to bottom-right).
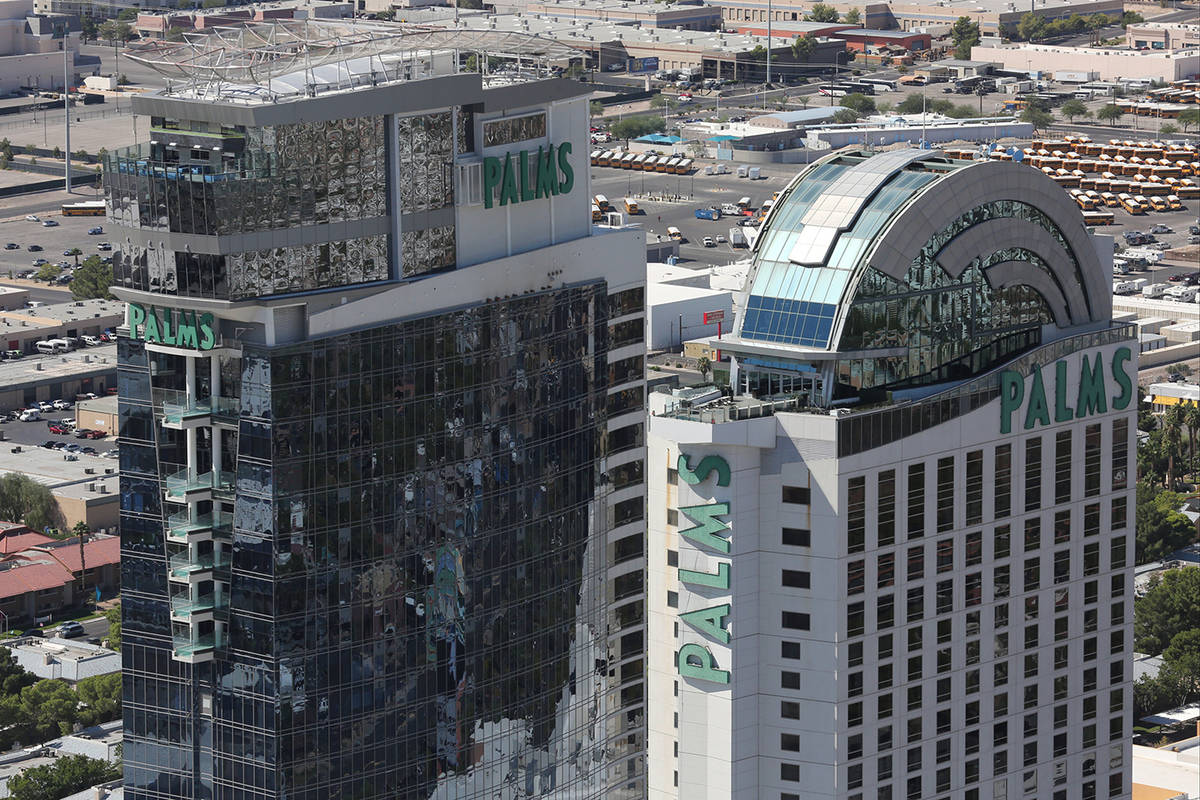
xmin=847 ymin=419 xmax=1129 ymax=552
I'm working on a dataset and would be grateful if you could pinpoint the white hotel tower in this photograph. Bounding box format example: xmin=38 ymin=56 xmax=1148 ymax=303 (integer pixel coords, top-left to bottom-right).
xmin=645 ymin=150 xmax=1136 ymax=800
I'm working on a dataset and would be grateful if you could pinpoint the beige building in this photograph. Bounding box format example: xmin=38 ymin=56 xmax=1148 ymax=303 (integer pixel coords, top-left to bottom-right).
xmin=75 ymin=394 xmax=117 ymax=435
xmin=0 ymin=344 xmax=115 ymax=412
xmin=0 ymin=445 xmax=119 ymax=531
xmin=0 ymin=298 xmax=124 ymax=355
xmin=971 ymin=42 xmax=1200 ymax=83
xmin=0 ymin=0 xmax=88 ymax=94
xmin=0 ymin=287 xmax=29 ymax=312
xmin=1126 ymin=22 xmax=1200 ymax=52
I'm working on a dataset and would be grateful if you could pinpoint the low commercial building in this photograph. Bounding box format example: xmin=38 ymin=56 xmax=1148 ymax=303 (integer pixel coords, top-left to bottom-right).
xmin=924 ymin=58 xmax=998 ymax=79
xmin=1126 ymin=22 xmax=1200 ymax=52
xmin=135 ymin=0 xmax=351 ymax=38
xmin=0 ymin=0 xmax=92 ymax=94
xmin=0 ymin=287 xmax=29 ymax=312
xmin=647 ymin=265 xmax=734 ymax=350
xmin=7 ymin=636 xmax=120 ymax=680
xmin=829 ymin=27 xmax=931 ymax=52
xmin=0 ymin=444 xmax=120 ymax=530
xmin=74 ymin=394 xmax=117 ymax=435
xmin=0 ymin=298 xmax=124 ymax=355
xmin=970 ymin=42 xmax=1200 ymax=83
xmin=729 ymin=19 xmax=857 ymax=40
xmin=1132 ymin=740 xmax=1200 ymax=800
xmin=804 ymin=114 xmax=1033 ymax=149
xmin=490 ymin=0 xmax=722 ymax=30
xmin=0 ymin=534 xmax=119 ymax=624
xmin=1145 ymin=381 xmax=1199 ymax=412
xmin=0 ymin=345 xmax=115 ymax=412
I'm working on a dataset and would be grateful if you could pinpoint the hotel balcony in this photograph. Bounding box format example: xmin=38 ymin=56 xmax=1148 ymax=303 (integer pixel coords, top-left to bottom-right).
xmin=166 ymin=510 xmax=231 ymax=543
xmin=167 ymin=548 xmax=230 ymax=583
xmin=164 ymin=468 xmax=235 ymax=501
xmin=161 ymin=391 xmax=240 ymax=430
xmin=171 ymin=629 xmax=222 ymax=664
xmin=169 ymin=589 xmax=224 ymax=621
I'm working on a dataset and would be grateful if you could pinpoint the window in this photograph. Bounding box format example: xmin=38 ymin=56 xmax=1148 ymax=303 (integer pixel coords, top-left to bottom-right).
xmin=879 ymin=553 xmax=896 ymax=588
xmin=781 ymin=733 xmax=800 ymax=751
xmin=1111 ymin=536 xmax=1126 ymax=570
xmin=994 ymin=525 xmax=1011 ymax=559
xmin=936 ymin=580 xmax=953 ymax=614
xmin=1111 ymin=497 xmax=1127 ymax=530
xmin=1024 ymin=517 xmax=1041 ymax=552
xmin=879 ymin=663 xmax=894 ymax=689
xmin=847 ymin=561 xmax=865 ymax=595
xmin=782 ymin=612 xmax=810 ymax=630
xmin=782 ymin=671 xmax=801 ymax=689
xmin=966 ymin=450 xmax=983 ymax=525
xmin=966 ymin=572 xmax=982 ymax=607
xmin=1054 ymin=550 xmax=1070 ymax=584
xmin=1084 ymin=503 xmax=1100 ymax=537
xmin=1024 ymin=557 xmax=1040 ymax=592
xmin=1084 ymin=424 xmax=1101 ymax=497
xmin=878 ymin=470 xmax=896 ymax=547
xmin=995 ymin=443 xmax=1012 ymax=519
xmin=781 ymin=701 xmax=800 ymax=719
xmin=782 ymin=528 xmax=811 ymax=547
xmin=780 ymin=763 xmax=800 ymax=782
xmin=907 ymin=587 xmax=924 ymax=622
xmin=966 ymin=530 xmax=983 ymax=566
xmin=848 ymin=602 xmax=865 ymax=637
xmin=782 ymin=641 xmax=802 ymax=660
xmin=482 ymin=112 xmax=547 ymax=147
xmin=1055 ymin=430 xmax=1072 ymax=504
xmin=1053 ymin=509 xmax=1071 ymax=544
xmin=1112 ymin=417 xmax=1128 ymax=490
xmin=782 ymin=485 xmax=810 ymax=504
xmin=907 ymin=463 xmax=925 ymax=538
xmin=848 ymin=476 xmax=866 ymax=553
xmin=1025 ymin=437 xmax=1042 ymax=512
xmin=784 ymin=569 xmax=811 ymax=589
xmin=1084 ymin=542 xmax=1100 ymax=576
xmin=667 ymin=509 xmax=678 ymax=527
xmin=936 ymin=538 xmax=954 ymax=573
xmin=907 ymin=546 xmax=924 ymax=581
xmin=936 ymin=456 xmax=955 ymax=532
xmin=878 ymin=594 xmax=895 ymax=629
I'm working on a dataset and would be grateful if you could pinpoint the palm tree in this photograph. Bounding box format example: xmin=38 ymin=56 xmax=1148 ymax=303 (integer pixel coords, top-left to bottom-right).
xmin=1164 ymin=404 xmax=1185 ymax=489
xmin=1184 ymin=402 xmax=1200 ymax=480
xmin=66 ymin=247 xmax=83 ymax=267
xmin=697 ymin=356 xmax=712 ymax=383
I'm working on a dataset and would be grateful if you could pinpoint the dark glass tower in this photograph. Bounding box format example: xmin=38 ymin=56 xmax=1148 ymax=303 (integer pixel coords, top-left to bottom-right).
xmin=113 ymin=24 xmax=647 ymax=800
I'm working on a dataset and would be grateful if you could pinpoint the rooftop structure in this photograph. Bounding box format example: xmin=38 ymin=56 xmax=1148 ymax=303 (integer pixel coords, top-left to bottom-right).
xmin=489 ymin=0 xmax=721 ymax=30
xmin=971 ymin=42 xmax=1200 ymax=83
xmin=7 ymin=636 xmax=121 ymax=681
xmin=124 ymin=20 xmax=580 ymax=102
xmin=0 ymin=442 xmax=119 ymax=529
xmin=1126 ymin=22 xmax=1200 ymax=53
xmin=0 ymin=344 xmax=115 ymax=412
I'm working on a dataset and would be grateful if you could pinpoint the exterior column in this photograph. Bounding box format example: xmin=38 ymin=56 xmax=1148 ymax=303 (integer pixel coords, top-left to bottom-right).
xmin=186 ymin=355 xmax=196 ymax=404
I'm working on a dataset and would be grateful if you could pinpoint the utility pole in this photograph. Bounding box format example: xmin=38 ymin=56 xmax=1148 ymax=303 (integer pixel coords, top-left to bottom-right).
xmin=60 ymin=21 xmax=71 ymax=194
xmin=766 ymin=0 xmax=772 ymax=88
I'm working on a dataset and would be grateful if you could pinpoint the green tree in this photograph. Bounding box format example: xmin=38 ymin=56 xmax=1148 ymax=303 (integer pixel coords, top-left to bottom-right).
xmin=12 ymin=679 xmax=79 ymax=744
xmin=1059 ymin=99 xmax=1089 ymax=123
xmin=201 ymin=0 xmax=224 ymax=7
xmin=832 ymin=108 xmax=860 ymax=124
xmin=1015 ymin=12 xmax=1046 ymax=41
xmin=1135 ymin=567 xmax=1200 ymax=655
xmin=1134 ymin=481 xmax=1195 ymax=564
xmin=0 ymin=473 xmax=63 ymax=533
xmin=697 ymin=356 xmax=712 ymax=382
xmin=69 ymin=255 xmax=114 ymax=300
xmin=74 ymin=149 xmax=88 ymax=162
xmin=840 ymin=92 xmax=877 ymax=116
xmin=166 ymin=25 xmax=185 ymax=41
xmin=610 ymin=115 xmax=666 ymax=140
xmin=896 ymin=93 xmax=926 ymax=114
xmin=790 ymin=33 xmax=816 ymax=63
xmin=374 ymin=8 xmax=394 ymax=20
xmin=75 ymin=673 xmax=121 ymax=727
xmin=842 ymin=8 xmax=860 ymax=24
xmin=35 ymin=263 xmax=61 ymax=283
xmin=64 ymin=247 xmax=83 ymax=268
xmin=944 ymin=103 xmax=976 ymax=119
xmin=1160 ymin=123 xmax=1179 ymax=137
xmin=1164 ymin=404 xmax=1186 ymax=489
xmin=1121 ymin=11 xmax=1144 ymax=27
xmin=1179 ymin=108 xmax=1200 ymax=132
xmin=51 ymin=146 xmax=62 ymax=160
xmin=1133 ymin=671 xmax=1191 ymax=719
xmin=806 ymin=3 xmax=838 ymax=22
xmin=951 ymin=16 xmax=980 ymax=60
xmin=7 ymin=754 xmax=120 ymax=800
xmin=80 ymin=16 xmax=97 ymax=43
xmin=1162 ymin=629 xmax=1200 ymax=693
xmin=0 ymin=647 xmax=36 ymax=696
xmin=117 ymin=7 xmax=136 ymax=20
xmin=589 ymin=101 xmax=603 ymax=121
xmin=104 ymin=605 xmax=121 ymax=649
xmin=1020 ymin=105 xmax=1053 ymax=131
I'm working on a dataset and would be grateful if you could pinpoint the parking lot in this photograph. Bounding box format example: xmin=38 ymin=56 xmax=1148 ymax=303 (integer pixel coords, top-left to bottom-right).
xmin=0 ymin=208 xmax=112 ymax=284
xmin=1 ymin=412 xmax=118 ymax=458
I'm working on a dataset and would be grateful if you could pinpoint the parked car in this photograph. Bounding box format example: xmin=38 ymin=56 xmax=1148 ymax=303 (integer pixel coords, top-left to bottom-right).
xmin=64 ymin=443 xmax=81 ymax=453
xmin=24 ymin=215 xmax=38 ymax=222
xmin=48 ymin=424 xmax=68 ymax=435
xmin=1168 ymin=372 xmax=1184 ymax=382
xmin=51 ymin=441 xmax=67 ymax=449
xmin=5 ymin=350 xmax=22 ymax=360
xmin=702 ymin=236 xmax=715 ymax=247
xmin=101 ymin=450 xmax=118 ymax=460
xmin=97 ymin=242 xmax=112 ymax=251
xmin=52 ymin=399 xmax=71 ymax=410
xmin=55 ymin=621 xmax=84 ymax=638
xmin=74 ymin=428 xmax=93 ymax=438
xmin=26 ymin=245 xmax=41 ymax=252
xmin=36 ymin=401 xmax=53 ymax=412
xmin=4 ymin=243 xmax=18 ymax=250
xmin=80 ymin=446 xmax=97 ymax=456
xmin=41 ymin=219 xmax=58 ymax=227
xmin=1150 ymin=224 xmax=1172 ymax=234
xmin=41 ymin=440 xmax=56 ymax=449
xmin=31 ymin=258 xmax=47 ymax=266
xmin=80 ymin=335 xmax=100 ymax=347
xmin=87 ymin=226 xmax=103 ymax=235
xmin=84 ymin=429 xmax=106 ymax=439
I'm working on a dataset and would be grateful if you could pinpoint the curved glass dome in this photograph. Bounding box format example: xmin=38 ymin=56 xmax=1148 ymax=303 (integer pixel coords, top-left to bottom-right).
xmin=733 ymin=148 xmax=1112 ymax=404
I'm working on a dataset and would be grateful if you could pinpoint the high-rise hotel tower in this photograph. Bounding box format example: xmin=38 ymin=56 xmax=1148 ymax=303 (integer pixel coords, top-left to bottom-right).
xmin=109 ymin=23 xmax=647 ymax=800
xmin=645 ymin=150 xmax=1136 ymax=800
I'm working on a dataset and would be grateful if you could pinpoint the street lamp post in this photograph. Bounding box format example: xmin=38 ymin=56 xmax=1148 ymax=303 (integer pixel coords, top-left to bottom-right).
xmin=62 ymin=24 xmax=71 ymax=194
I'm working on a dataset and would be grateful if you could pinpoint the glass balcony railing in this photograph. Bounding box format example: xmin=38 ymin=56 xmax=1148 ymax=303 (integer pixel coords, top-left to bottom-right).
xmin=168 ymin=550 xmax=230 ymax=578
xmin=159 ymin=390 xmax=240 ymax=426
xmin=172 ymin=631 xmax=222 ymax=658
xmin=170 ymin=592 xmax=220 ymax=618
xmin=166 ymin=510 xmax=231 ymax=541
xmin=164 ymin=468 xmax=235 ymax=498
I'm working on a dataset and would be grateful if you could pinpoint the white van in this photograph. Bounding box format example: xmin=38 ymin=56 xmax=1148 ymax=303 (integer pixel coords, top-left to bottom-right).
xmin=35 ymin=340 xmax=67 ymax=355
xmin=80 ymin=335 xmax=101 ymax=347
xmin=18 ymin=409 xmax=41 ymax=421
